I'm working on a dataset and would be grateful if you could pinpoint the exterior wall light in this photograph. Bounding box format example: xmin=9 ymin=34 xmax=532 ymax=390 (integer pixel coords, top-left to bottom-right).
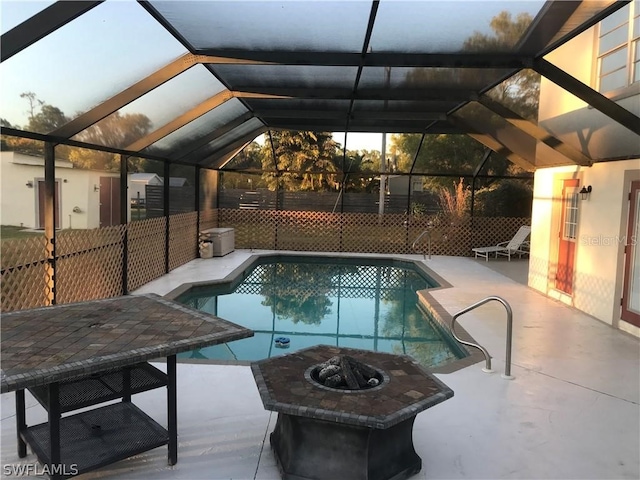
xmin=94 ymin=184 xmax=100 ymax=192
xmin=25 ymin=181 xmax=33 ymax=188
xmin=579 ymin=185 xmax=592 ymax=200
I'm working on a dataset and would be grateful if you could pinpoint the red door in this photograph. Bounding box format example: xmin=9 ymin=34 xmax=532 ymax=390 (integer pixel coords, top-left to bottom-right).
xmin=555 ymin=179 xmax=579 ymax=294
xmin=621 ymin=180 xmax=640 ymax=327
xmin=37 ymin=180 xmax=60 ymax=229
xmin=99 ymin=177 xmax=121 ymax=227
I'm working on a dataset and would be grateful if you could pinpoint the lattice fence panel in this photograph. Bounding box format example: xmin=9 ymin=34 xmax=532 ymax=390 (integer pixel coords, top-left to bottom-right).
xmin=127 ymin=217 xmax=167 ymax=292
xmin=234 ymin=267 xmax=412 ymax=300
xmin=1 ymin=236 xmax=49 ymax=312
xmin=276 ymin=211 xmax=341 ymax=252
xmin=408 ymin=217 xmax=473 ymax=257
xmin=56 ymin=226 xmax=126 ymax=305
xmin=341 ymin=212 xmax=410 ymax=254
xmin=200 ymin=209 xmax=218 ymax=231
xmin=470 ymin=217 xmax=531 ymax=253
xmin=1 ymin=211 xmax=533 ymax=314
xmin=169 ymin=212 xmax=198 ymax=271
xmin=218 ymin=208 xmax=276 ymax=250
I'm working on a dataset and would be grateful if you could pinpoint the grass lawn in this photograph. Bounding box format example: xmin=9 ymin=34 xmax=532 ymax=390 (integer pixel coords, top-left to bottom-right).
xmin=1 ymin=225 xmax=44 ymax=241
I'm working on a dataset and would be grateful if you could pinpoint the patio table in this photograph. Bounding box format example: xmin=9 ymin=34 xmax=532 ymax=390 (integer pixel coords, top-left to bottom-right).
xmin=1 ymin=293 xmax=253 ymax=479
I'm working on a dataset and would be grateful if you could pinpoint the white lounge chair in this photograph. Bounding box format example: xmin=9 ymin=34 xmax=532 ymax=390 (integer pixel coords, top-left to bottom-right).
xmin=472 ymin=226 xmax=531 ymax=261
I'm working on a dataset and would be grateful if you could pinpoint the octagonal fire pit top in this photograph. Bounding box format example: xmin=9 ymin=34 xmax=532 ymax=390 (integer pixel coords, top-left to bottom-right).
xmin=251 ymin=345 xmax=454 ymax=430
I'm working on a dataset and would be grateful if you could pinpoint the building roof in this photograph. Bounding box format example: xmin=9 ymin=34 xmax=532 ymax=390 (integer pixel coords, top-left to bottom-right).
xmin=1 ymin=1 xmax=638 ymax=173
xmin=129 ymin=173 xmax=163 ymax=184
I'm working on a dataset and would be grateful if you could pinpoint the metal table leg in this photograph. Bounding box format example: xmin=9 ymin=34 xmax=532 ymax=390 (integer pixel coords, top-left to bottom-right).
xmin=16 ymin=390 xmax=27 ymax=458
xmin=167 ymin=355 xmax=177 ymax=465
xmin=123 ymin=366 xmax=132 ymax=403
xmin=48 ymin=382 xmax=61 ymax=480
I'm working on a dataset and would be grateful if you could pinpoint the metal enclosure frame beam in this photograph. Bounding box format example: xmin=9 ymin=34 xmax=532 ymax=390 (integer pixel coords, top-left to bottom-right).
xmin=171 ymin=112 xmax=257 ymax=163
xmin=50 ymin=53 xmax=202 ymax=139
xmin=516 ymin=1 xmax=581 ymax=54
xmin=206 ymin=128 xmax=269 ymax=169
xmin=477 ymin=95 xmax=594 ymax=166
xmin=1 ymin=1 xmax=103 ymax=62
xmin=533 ymin=58 xmax=640 ymax=135
xmin=126 ymin=90 xmax=235 ymax=151
xmin=197 ymin=51 xmax=531 ymax=68
xmin=229 ymin=86 xmax=478 ymax=102
xmin=447 ymin=115 xmax=536 ymax=172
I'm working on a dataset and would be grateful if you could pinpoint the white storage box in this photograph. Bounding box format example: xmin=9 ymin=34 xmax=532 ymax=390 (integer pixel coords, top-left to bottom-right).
xmin=200 ymin=228 xmax=235 ymax=257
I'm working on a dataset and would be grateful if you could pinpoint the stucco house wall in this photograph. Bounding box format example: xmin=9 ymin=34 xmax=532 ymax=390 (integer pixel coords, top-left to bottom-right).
xmin=530 ymin=161 xmax=639 ymax=336
xmin=530 ymin=24 xmax=640 ymax=337
xmin=0 ymin=151 xmax=119 ymax=230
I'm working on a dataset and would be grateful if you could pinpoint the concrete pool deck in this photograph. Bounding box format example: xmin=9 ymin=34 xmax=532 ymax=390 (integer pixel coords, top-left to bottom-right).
xmin=1 ymin=251 xmax=638 ymax=479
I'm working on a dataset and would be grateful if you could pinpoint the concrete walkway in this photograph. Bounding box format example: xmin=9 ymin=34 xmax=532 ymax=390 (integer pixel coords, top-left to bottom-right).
xmin=2 ymin=251 xmax=638 ymax=480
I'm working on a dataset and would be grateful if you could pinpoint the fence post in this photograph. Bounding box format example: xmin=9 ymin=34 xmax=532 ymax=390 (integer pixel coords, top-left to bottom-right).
xmin=44 ymin=142 xmax=56 ymax=305
xmin=164 ymin=161 xmax=170 ymax=273
xmin=120 ymin=154 xmax=128 ymax=294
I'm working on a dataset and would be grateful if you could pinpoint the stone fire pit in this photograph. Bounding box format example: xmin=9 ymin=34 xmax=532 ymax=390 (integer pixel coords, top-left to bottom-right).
xmin=251 ymin=345 xmax=454 ymax=480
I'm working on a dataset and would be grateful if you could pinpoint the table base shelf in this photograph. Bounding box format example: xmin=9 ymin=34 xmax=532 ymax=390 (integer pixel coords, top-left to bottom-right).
xmin=21 ymin=402 xmax=169 ymax=478
xmin=28 ymin=363 xmax=167 ymax=413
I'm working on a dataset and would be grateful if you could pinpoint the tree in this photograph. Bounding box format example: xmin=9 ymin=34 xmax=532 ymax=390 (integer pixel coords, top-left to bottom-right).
xmin=75 ymin=112 xmax=152 ymax=150
xmin=391 ymin=133 xmax=499 ymax=189
xmin=340 ymin=149 xmax=379 ymax=192
xmin=393 ymin=11 xmax=538 ymax=190
xmin=3 ymin=92 xmax=72 ymax=158
xmin=28 ymin=104 xmax=69 ymax=133
xmin=20 ymin=92 xmax=42 ymax=123
xmin=1 ymin=135 xmax=44 ymax=156
xmin=4 ymin=93 xmax=154 ymax=171
xmin=19 ymin=92 xmax=69 ymax=133
xmin=226 ymin=141 xmax=266 ymax=170
xmin=261 ymin=131 xmax=341 ymax=191
xmin=464 ymin=11 xmax=540 ymax=120
xmin=68 ymin=112 xmax=153 ymax=171
xmin=474 ymin=179 xmax=533 ymax=217
xmin=259 ymin=263 xmax=340 ymax=325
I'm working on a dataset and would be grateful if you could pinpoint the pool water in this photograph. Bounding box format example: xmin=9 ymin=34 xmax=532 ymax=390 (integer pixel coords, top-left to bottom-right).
xmin=175 ymin=256 xmax=466 ymax=369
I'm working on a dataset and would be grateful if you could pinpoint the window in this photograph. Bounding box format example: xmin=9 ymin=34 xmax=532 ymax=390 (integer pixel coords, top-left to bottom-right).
xmin=597 ymin=1 xmax=640 ymax=93
xmin=563 ymin=191 xmax=579 ymax=241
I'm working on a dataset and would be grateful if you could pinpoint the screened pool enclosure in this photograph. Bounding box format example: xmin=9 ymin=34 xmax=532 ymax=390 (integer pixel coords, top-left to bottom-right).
xmin=1 ymin=1 xmax=638 ymax=310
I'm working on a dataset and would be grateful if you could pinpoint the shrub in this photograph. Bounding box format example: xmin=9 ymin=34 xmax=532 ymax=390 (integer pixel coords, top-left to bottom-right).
xmin=474 ymin=180 xmax=532 ymax=217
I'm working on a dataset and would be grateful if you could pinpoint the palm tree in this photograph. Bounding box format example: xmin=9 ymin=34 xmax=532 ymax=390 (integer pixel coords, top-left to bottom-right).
xmin=261 ymin=131 xmax=341 ymax=191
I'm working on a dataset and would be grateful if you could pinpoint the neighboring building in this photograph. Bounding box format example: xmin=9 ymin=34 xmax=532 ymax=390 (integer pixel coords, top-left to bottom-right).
xmin=128 ymin=173 xmax=190 ymax=204
xmin=529 ymin=4 xmax=640 ymax=337
xmin=129 ymin=172 xmax=162 ymax=205
xmin=0 ymin=151 xmax=120 ymax=230
xmin=169 ymin=177 xmax=190 ymax=187
xmin=387 ymin=175 xmax=423 ymax=195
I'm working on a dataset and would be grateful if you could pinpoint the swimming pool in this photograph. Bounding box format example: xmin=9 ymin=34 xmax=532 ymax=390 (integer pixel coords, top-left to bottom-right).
xmin=174 ymin=255 xmax=467 ymax=369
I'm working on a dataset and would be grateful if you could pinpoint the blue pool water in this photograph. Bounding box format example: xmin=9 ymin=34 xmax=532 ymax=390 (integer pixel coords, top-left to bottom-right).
xmin=175 ymin=256 xmax=466 ymax=369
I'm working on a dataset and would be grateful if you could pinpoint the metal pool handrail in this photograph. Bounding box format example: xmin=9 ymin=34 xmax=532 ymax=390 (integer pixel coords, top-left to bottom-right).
xmin=412 ymin=229 xmax=432 ymax=259
xmin=450 ymin=296 xmax=514 ymax=380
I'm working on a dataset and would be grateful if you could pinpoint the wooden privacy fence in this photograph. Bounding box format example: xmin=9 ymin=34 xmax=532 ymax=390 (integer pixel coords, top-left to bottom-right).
xmin=219 ymin=189 xmax=441 ymax=214
xmin=1 ymin=209 xmax=529 ymax=312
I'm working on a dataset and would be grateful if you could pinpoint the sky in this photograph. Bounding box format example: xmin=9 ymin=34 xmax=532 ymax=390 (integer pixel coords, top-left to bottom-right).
xmin=333 ymin=132 xmax=384 ymax=152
